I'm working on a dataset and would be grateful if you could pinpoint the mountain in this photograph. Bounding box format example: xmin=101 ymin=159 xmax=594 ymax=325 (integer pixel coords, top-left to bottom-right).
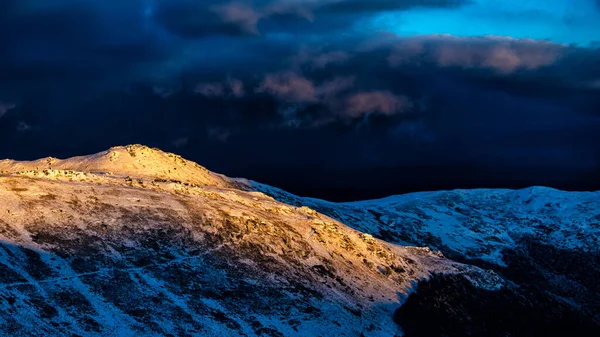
xmin=253 ymin=183 xmax=600 ymax=336
xmin=0 ymin=144 xmax=240 ymax=189
xmin=0 ymin=145 xmax=499 ymax=336
xmin=0 ymin=145 xmax=598 ymax=336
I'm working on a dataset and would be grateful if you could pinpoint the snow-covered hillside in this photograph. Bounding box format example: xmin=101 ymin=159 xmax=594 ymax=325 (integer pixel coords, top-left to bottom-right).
xmin=0 ymin=145 xmax=500 ymax=336
xmin=0 ymin=144 xmax=244 ymax=190
xmin=253 ymin=183 xmax=600 ymax=266
xmin=252 ymin=182 xmax=600 ymax=330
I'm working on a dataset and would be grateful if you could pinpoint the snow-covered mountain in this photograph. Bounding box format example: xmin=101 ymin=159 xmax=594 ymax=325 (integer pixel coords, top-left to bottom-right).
xmin=0 ymin=145 xmax=598 ymax=336
xmin=0 ymin=144 xmax=240 ymax=189
xmin=253 ymin=182 xmax=600 ymax=335
xmin=0 ymin=145 xmax=500 ymax=336
xmin=253 ymin=183 xmax=600 ymax=266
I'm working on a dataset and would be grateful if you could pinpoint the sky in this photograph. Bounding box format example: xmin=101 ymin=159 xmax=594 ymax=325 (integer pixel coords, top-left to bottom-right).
xmin=1 ymin=0 xmax=599 ymax=200
xmin=373 ymin=0 xmax=600 ymax=45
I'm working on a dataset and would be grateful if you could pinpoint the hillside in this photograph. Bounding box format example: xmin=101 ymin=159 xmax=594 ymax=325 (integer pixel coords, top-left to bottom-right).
xmin=0 ymin=144 xmax=244 ymax=190
xmin=0 ymin=145 xmax=499 ymax=336
xmin=253 ymin=182 xmax=600 ymax=334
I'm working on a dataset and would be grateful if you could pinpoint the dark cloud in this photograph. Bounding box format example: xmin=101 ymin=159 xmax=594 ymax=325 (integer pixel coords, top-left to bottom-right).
xmin=0 ymin=101 xmax=16 ymax=119
xmin=344 ymin=91 xmax=412 ymax=117
xmin=194 ymin=78 xmax=246 ymax=98
xmin=207 ymin=127 xmax=232 ymax=142
xmin=0 ymin=1 xmax=169 ymax=97
xmin=151 ymin=0 xmax=472 ymax=39
xmin=195 ymin=83 xmax=226 ymax=97
xmin=256 ymin=73 xmax=410 ymax=119
xmin=152 ymin=0 xmax=263 ymax=38
xmin=152 ymin=0 xmax=315 ymax=39
xmin=255 ymin=72 xmax=355 ymax=106
xmin=256 ymin=72 xmax=319 ymax=103
xmin=292 ymin=49 xmax=352 ymax=69
xmin=228 ymin=79 xmax=246 ymax=97
xmin=316 ymin=76 xmax=356 ymax=99
xmin=1 ymin=0 xmax=599 ymax=199
xmin=316 ymin=0 xmax=469 ymax=13
xmin=388 ymin=36 xmax=564 ymax=74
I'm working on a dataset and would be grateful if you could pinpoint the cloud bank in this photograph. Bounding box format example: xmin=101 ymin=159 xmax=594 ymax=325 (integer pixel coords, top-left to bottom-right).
xmin=0 ymin=0 xmax=599 ymax=197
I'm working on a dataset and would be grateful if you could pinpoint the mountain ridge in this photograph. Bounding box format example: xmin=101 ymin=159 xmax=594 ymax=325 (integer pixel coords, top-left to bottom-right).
xmin=251 ymin=180 xmax=600 ymax=334
xmin=0 ymin=144 xmax=248 ymax=190
xmin=0 ymin=145 xmax=503 ymax=336
xmin=1 ymin=145 xmax=598 ymax=336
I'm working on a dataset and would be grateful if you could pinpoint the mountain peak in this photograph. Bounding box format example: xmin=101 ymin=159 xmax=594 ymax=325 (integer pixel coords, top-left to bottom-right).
xmin=0 ymin=144 xmax=243 ymax=189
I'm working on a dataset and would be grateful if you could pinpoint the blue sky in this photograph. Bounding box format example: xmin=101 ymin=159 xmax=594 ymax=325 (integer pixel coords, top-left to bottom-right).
xmin=369 ymin=0 xmax=600 ymax=45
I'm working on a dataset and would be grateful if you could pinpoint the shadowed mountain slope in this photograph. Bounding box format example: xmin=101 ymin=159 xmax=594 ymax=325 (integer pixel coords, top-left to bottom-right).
xmin=252 ymin=182 xmax=600 ymax=334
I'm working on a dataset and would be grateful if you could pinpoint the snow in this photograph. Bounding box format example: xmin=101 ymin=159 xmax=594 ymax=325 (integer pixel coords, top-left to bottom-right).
xmin=0 ymin=145 xmax=504 ymax=336
xmin=252 ymin=183 xmax=600 ymax=267
xmin=5 ymin=144 xmax=596 ymax=335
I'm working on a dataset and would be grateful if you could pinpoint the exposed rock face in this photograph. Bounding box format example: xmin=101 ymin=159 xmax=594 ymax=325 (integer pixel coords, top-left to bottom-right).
xmin=0 ymin=146 xmax=498 ymax=336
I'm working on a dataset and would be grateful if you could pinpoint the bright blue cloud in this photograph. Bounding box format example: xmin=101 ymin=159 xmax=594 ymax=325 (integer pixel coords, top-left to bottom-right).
xmin=368 ymin=0 xmax=600 ymax=45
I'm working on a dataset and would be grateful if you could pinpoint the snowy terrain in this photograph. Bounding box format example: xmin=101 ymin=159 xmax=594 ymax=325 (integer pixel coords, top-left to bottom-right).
xmin=252 ymin=182 xmax=600 ymax=329
xmin=252 ymin=183 xmax=600 ymax=266
xmin=0 ymin=145 xmax=502 ymax=336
